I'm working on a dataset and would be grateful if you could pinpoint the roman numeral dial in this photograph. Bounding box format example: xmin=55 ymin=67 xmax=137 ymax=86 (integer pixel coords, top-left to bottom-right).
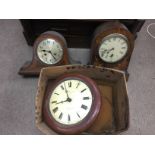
xmin=49 ymin=79 xmax=93 ymax=125
xmin=99 ymin=34 xmax=128 ymax=63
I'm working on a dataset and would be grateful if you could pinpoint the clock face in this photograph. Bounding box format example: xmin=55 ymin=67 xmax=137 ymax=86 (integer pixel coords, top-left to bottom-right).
xmin=37 ymin=38 xmax=63 ymax=64
xmin=98 ymin=33 xmax=128 ymax=63
xmin=48 ymin=79 xmax=93 ymax=125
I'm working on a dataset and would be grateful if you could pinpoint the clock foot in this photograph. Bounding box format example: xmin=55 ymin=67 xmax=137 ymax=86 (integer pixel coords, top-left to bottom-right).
xmin=18 ymin=61 xmax=41 ymax=77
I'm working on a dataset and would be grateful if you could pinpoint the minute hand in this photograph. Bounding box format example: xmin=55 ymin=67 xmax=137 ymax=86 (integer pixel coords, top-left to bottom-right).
xmin=64 ymin=82 xmax=70 ymax=99
xmin=48 ymin=51 xmax=57 ymax=61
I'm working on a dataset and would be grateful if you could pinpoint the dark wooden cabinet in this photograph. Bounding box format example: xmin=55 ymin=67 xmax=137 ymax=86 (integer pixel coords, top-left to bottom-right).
xmin=20 ymin=19 xmax=145 ymax=48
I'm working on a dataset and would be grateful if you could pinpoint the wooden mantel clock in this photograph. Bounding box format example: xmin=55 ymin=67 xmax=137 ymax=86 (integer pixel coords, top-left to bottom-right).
xmin=90 ymin=21 xmax=135 ymax=78
xmin=19 ymin=31 xmax=68 ymax=76
xmin=42 ymin=73 xmax=102 ymax=134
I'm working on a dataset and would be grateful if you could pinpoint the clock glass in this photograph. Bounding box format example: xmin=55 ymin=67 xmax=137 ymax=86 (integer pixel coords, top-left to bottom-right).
xmin=98 ymin=33 xmax=128 ymax=63
xmin=37 ymin=39 xmax=63 ymax=64
xmin=48 ymin=79 xmax=93 ymax=125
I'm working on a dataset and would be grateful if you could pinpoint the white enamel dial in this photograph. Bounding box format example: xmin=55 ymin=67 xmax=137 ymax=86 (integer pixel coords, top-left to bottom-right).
xmin=99 ymin=34 xmax=128 ymax=63
xmin=37 ymin=39 xmax=63 ymax=64
xmin=49 ymin=79 xmax=93 ymax=125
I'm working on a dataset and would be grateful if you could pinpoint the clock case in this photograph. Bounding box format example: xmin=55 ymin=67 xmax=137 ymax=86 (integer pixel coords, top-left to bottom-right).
xmin=19 ymin=19 xmax=145 ymax=77
xmin=90 ymin=21 xmax=135 ymax=79
xmin=18 ymin=31 xmax=68 ymax=76
xmin=35 ymin=65 xmax=129 ymax=135
xmin=43 ymin=74 xmax=101 ymax=134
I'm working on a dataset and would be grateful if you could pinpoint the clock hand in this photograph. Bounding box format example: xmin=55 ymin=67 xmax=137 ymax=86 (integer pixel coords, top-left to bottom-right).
xmin=56 ymin=98 xmax=72 ymax=105
xmin=64 ymin=82 xmax=71 ymax=100
xmin=105 ymin=48 xmax=114 ymax=57
xmin=107 ymin=48 xmax=114 ymax=54
xmin=47 ymin=51 xmax=57 ymax=61
xmin=41 ymin=50 xmax=57 ymax=61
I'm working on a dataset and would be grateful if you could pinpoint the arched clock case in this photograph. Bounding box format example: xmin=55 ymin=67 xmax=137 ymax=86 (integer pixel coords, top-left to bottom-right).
xmin=19 ymin=31 xmax=68 ymax=76
xmin=90 ymin=21 xmax=135 ymax=79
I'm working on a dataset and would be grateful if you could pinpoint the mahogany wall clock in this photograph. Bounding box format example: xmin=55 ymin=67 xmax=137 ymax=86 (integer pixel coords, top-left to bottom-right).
xmin=42 ymin=73 xmax=102 ymax=134
xmin=90 ymin=21 xmax=134 ymax=77
xmin=19 ymin=31 xmax=68 ymax=76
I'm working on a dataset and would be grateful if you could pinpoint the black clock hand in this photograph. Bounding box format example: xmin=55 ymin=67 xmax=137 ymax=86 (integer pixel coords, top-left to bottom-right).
xmin=56 ymin=98 xmax=72 ymax=105
xmin=41 ymin=50 xmax=57 ymax=61
xmin=64 ymin=82 xmax=71 ymax=100
xmin=107 ymin=48 xmax=114 ymax=54
xmin=47 ymin=51 xmax=57 ymax=61
xmin=105 ymin=48 xmax=114 ymax=57
xmin=56 ymin=100 xmax=67 ymax=105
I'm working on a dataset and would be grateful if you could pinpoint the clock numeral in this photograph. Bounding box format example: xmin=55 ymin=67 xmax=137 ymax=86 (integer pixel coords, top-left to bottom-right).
xmin=83 ymin=97 xmax=89 ymax=100
xmin=121 ymin=47 xmax=126 ymax=49
xmin=59 ymin=112 xmax=63 ymax=120
xmin=52 ymin=101 xmax=57 ymax=104
xmin=68 ymin=114 xmax=71 ymax=121
xmin=101 ymin=52 xmax=104 ymax=57
xmin=53 ymin=107 xmax=58 ymax=113
xmin=120 ymin=51 xmax=124 ymax=54
xmin=76 ymin=113 xmax=81 ymax=118
xmin=81 ymin=104 xmax=88 ymax=110
xmin=47 ymin=40 xmax=50 ymax=44
xmin=76 ymin=82 xmax=80 ymax=88
xmin=68 ymin=81 xmax=72 ymax=87
xmin=54 ymin=93 xmax=59 ymax=95
xmin=61 ymin=85 xmax=64 ymax=90
xmin=43 ymin=42 xmax=46 ymax=46
xmin=81 ymin=88 xmax=86 ymax=93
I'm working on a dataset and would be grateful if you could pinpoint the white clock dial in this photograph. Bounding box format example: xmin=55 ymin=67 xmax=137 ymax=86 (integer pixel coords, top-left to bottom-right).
xmin=99 ymin=34 xmax=128 ymax=63
xmin=37 ymin=39 xmax=63 ymax=64
xmin=49 ymin=79 xmax=93 ymax=125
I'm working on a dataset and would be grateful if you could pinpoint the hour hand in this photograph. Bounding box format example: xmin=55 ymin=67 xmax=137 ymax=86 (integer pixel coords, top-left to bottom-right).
xmin=64 ymin=82 xmax=70 ymax=99
xmin=55 ymin=99 xmax=68 ymax=104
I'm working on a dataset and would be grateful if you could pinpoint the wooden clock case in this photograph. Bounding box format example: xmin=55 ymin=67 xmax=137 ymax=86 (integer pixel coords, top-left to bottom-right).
xmin=19 ymin=31 xmax=68 ymax=76
xmin=43 ymin=73 xmax=101 ymax=134
xmin=19 ymin=19 xmax=145 ymax=77
xmin=35 ymin=65 xmax=129 ymax=135
xmin=90 ymin=21 xmax=135 ymax=79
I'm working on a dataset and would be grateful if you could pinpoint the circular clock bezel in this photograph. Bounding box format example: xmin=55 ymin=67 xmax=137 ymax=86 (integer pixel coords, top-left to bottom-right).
xmin=33 ymin=32 xmax=68 ymax=66
xmin=43 ymin=74 xmax=102 ymax=134
xmin=98 ymin=33 xmax=129 ymax=64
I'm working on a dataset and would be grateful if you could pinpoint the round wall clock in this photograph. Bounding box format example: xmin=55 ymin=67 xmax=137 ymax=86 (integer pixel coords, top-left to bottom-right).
xmin=34 ymin=31 xmax=68 ymax=66
xmin=90 ymin=21 xmax=134 ymax=71
xmin=43 ymin=74 xmax=102 ymax=134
